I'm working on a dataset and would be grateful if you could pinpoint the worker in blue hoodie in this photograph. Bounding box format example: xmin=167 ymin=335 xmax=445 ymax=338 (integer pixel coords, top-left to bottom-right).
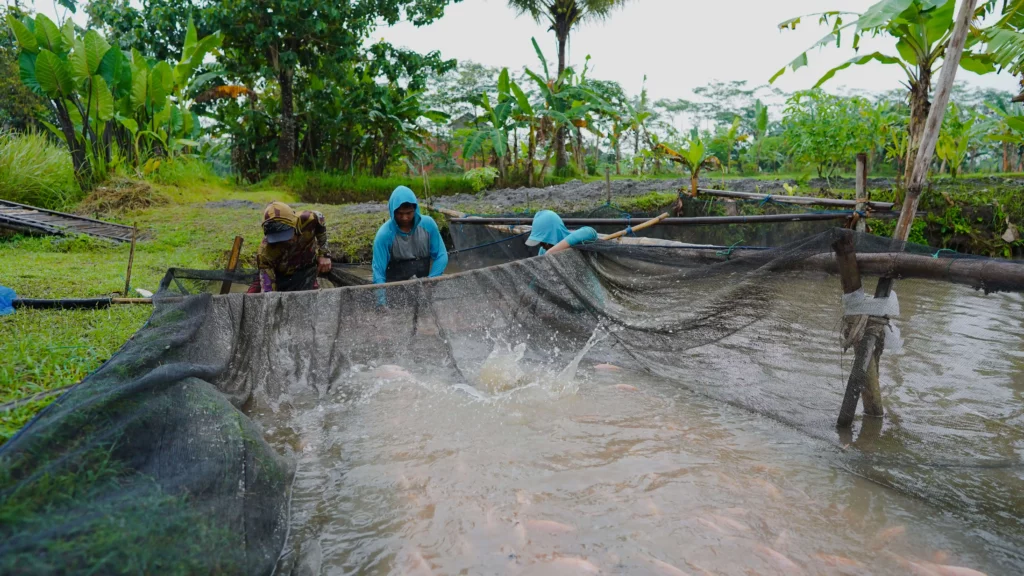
xmin=372 ymin=186 xmax=449 ymax=284
xmin=525 ymin=210 xmax=598 ymax=255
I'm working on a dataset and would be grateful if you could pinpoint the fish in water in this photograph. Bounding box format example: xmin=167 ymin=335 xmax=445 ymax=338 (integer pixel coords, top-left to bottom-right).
xmin=549 ymin=556 xmax=601 ymax=574
xmin=646 ymin=556 xmax=690 ymax=576
xmin=923 ymin=563 xmax=988 ymax=576
xmin=812 ymin=553 xmax=864 ymax=568
xmin=374 ymin=364 xmax=413 ymax=380
xmin=756 ymin=545 xmax=803 ymax=573
xmin=614 ymin=384 xmax=638 ymax=392
xmin=401 ymin=547 xmax=434 ymax=576
xmin=524 ymin=519 xmax=576 ymax=535
xmin=594 ymin=363 xmax=622 ymax=372
xmin=872 ymin=525 xmax=907 ymax=549
xmin=696 ymin=517 xmax=727 ymax=535
xmin=710 ymin=514 xmax=749 ymax=532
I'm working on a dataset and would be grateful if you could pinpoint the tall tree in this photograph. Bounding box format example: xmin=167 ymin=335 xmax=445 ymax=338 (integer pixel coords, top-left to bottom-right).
xmin=210 ymin=0 xmax=461 ymax=172
xmin=506 ymin=0 xmax=632 ymax=172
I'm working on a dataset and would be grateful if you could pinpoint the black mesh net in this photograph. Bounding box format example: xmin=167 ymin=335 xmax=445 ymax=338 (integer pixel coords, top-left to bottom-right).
xmin=2 ymin=228 xmax=1023 ymax=574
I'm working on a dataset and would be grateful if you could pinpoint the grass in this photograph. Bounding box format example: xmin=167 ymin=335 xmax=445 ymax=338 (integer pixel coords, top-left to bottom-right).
xmin=279 ymin=169 xmax=477 ymax=204
xmin=0 ymin=169 xmax=390 ymax=444
xmin=0 ymin=130 xmax=81 ymax=210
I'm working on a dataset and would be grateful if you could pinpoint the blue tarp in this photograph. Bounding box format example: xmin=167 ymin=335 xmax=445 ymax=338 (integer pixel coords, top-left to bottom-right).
xmin=0 ymin=286 xmax=15 ymax=316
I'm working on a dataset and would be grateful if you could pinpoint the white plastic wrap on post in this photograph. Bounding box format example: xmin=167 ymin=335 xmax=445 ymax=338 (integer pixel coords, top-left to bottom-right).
xmin=841 ymin=288 xmax=900 ymax=317
xmin=885 ymin=322 xmax=903 ymax=354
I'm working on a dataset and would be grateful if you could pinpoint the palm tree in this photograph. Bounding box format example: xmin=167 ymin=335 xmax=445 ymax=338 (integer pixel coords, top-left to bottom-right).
xmin=506 ymin=0 xmax=632 ymax=171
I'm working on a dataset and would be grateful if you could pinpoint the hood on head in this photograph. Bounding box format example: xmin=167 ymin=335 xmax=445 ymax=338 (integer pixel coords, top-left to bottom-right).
xmin=388 ymin=186 xmax=421 ymax=233
xmin=526 ymin=210 xmax=570 ymax=247
xmin=262 ymin=201 xmax=297 ymax=243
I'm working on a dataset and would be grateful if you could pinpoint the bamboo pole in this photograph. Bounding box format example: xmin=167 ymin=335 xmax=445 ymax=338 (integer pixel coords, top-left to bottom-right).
xmin=220 ymin=236 xmax=244 ymax=295
xmin=123 ymin=224 xmax=137 ymax=296
xmin=605 ymin=167 xmax=612 ymax=205
xmin=449 ymin=213 xmax=901 ymax=226
xmin=696 ymin=187 xmax=895 ymax=211
xmin=834 ymin=0 xmax=978 ymax=429
xmin=853 ymin=153 xmax=869 ymax=232
xmin=604 ymin=213 xmax=670 ymax=241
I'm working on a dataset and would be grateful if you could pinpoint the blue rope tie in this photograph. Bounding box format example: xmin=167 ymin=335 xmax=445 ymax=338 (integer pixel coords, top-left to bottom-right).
xmin=759 ymin=195 xmax=774 ymax=207
xmin=932 ymin=248 xmax=958 ymax=259
xmin=626 ymin=226 xmax=635 ymax=237
xmin=715 ymin=241 xmax=742 ymax=260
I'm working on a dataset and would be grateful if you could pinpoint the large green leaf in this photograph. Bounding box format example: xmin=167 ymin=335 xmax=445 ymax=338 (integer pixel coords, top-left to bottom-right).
xmin=88 ymin=75 xmax=114 ymax=122
xmin=959 ymin=53 xmax=996 ymax=74
xmin=60 ymin=18 xmax=74 ymax=49
xmin=498 ymin=68 xmax=510 ymax=98
xmin=98 ymin=45 xmax=129 ymax=97
xmin=18 ymin=52 xmax=42 ymax=95
xmin=40 ymin=120 xmax=64 ymax=139
xmin=510 ymin=81 xmax=533 ymax=117
xmin=895 ymin=37 xmax=920 ymax=65
xmin=131 ymin=65 xmax=149 ymax=111
xmin=150 ymin=61 xmax=173 ymax=109
xmin=7 ymin=14 xmax=39 ymax=54
xmin=769 ymin=52 xmax=808 ymax=83
xmin=34 ymin=14 xmax=64 ymax=53
xmin=858 ymin=0 xmax=914 ymax=31
xmin=84 ymin=30 xmax=110 ymax=76
xmin=34 ymin=49 xmax=73 ymax=99
xmin=182 ymin=16 xmax=198 ymax=62
xmin=153 ymin=104 xmax=172 ymax=129
xmin=923 ymin=0 xmax=955 ymax=46
xmin=116 ymin=116 xmax=139 ymax=134
xmin=531 ymin=37 xmax=549 ymax=80
xmin=814 ymin=52 xmax=903 ymax=87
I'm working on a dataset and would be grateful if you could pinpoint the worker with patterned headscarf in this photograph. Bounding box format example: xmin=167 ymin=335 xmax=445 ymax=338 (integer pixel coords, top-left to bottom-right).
xmin=250 ymin=201 xmax=332 ymax=293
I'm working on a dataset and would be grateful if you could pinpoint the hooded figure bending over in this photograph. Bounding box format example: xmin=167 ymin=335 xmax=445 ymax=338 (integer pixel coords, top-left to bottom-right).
xmin=372 ymin=186 xmax=448 ymax=284
xmin=252 ymin=201 xmax=332 ymax=293
xmin=526 ymin=210 xmax=598 ymax=255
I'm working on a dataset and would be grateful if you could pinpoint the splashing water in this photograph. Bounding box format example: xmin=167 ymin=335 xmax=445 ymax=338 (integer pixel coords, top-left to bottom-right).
xmin=554 ymin=324 xmax=611 ymax=395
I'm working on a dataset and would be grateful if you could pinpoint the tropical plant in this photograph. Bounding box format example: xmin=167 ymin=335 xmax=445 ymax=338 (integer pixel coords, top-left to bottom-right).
xmin=658 ymin=134 xmax=721 ymax=203
xmin=463 ymin=68 xmax=516 ymax=182
xmin=752 ymin=99 xmax=769 ymax=170
xmin=506 ymin=0 xmax=632 ymax=171
xmin=714 ymin=116 xmax=748 ymax=173
xmin=782 ymin=90 xmax=877 ymax=179
xmin=936 ymin=102 xmax=979 ymax=177
xmin=0 ymin=130 xmax=80 ymax=209
xmin=772 ymin=0 xmax=996 ymax=181
xmin=5 ymin=12 xmax=220 ymax=183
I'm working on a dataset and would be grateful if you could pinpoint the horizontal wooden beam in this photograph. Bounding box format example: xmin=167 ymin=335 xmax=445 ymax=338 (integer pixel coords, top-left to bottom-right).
xmin=696 ymin=188 xmax=895 ymax=211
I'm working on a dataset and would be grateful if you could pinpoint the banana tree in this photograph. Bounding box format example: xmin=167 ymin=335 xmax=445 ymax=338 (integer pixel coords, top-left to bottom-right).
xmin=935 ymin=102 xmax=978 ymax=177
xmin=984 ymin=99 xmax=1024 ymax=171
xmin=752 ymin=99 xmax=769 ymax=170
xmin=772 ymin=0 xmax=996 ymax=182
xmin=658 ymin=134 xmax=722 ymax=213
xmin=715 ymin=116 xmax=749 ymax=174
xmin=463 ymin=68 xmax=516 ymax=182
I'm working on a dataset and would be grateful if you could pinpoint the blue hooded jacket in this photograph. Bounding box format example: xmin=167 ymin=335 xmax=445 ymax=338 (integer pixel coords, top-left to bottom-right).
xmin=372 ymin=186 xmax=448 ymax=284
xmin=527 ymin=210 xmax=598 ymax=255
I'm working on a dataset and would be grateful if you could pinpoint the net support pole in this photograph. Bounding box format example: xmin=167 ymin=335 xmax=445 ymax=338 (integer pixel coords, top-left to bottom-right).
xmin=605 ymin=167 xmax=612 ymax=205
xmin=833 ymin=231 xmax=884 ymax=427
xmin=220 ymin=236 xmax=244 ymax=295
xmin=123 ymin=223 xmax=137 ymax=296
xmin=837 ymin=0 xmax=977 ymax=429
xmin=853 ymin=153 xmax=868 ymax=232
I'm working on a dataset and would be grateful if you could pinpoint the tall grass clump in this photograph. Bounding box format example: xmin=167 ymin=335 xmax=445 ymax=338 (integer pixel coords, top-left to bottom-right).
xmin=0 ymin=131 xmax=81 ymax=210
xmin=145 ymin=156 xmax=225 ymax=188
xmin=283 ymin=169 xmax=478 ymax=204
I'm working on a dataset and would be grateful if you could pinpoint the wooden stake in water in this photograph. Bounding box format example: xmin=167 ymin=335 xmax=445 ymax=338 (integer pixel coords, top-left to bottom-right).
xmin=124 ymin=223 xmax=137 ymax=296
xmin=220 ymin=235 xmax=244 ymax=295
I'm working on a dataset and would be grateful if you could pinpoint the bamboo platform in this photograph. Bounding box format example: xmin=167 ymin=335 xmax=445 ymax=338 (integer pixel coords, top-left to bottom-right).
xmin=0 ymin=199 xmax=137 ymax=242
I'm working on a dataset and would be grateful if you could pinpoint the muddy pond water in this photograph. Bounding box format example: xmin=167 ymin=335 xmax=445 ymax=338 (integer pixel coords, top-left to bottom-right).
xmin=247 ymin=279 xmax=1023 ymax=576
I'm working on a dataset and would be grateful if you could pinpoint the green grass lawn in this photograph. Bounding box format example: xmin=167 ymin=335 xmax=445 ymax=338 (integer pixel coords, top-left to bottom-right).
xmin=0 ymin=176 xmax=389 ymax=444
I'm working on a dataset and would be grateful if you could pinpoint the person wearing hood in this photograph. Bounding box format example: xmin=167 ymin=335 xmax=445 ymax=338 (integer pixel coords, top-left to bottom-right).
xmin=372 ymin=186 xmax=448 ymax=284
xmin=526 ymin=210 xmax=598 ymax=255
xmin=251 ymin=201 xmax=333 ymax=293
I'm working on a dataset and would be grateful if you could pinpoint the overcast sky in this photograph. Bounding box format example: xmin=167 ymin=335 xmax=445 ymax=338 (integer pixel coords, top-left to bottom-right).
xmin=29 ymin=0 xmax=1019 ymax=102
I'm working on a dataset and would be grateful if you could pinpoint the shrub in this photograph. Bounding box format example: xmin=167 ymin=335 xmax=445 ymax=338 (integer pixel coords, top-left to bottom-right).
xmin=463 ymin=167 xmax=498 ymax=193
xmin=145 ymin=157 xmax=225 ymax=188
xmin=0 ymin=131 xmax=81 ymax=210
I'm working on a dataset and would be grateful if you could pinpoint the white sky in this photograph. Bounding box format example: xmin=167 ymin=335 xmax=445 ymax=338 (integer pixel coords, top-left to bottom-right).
xmin=28 ymin=0 xmax=1019 ymax=102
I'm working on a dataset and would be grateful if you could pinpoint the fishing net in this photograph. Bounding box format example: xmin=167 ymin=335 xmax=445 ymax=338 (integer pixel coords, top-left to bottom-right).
xmin=2 ymin=228 xmax=1023 ymax=574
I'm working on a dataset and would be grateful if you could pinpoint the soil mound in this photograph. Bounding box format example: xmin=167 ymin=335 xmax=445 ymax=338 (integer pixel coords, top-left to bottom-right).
xmin=76 ymin=178 xmax=168 ymax=217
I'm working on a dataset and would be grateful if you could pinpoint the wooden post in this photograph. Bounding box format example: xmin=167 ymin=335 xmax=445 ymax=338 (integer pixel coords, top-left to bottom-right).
xmin=833 ymin=230 xmax=870 ymax=428
xmin=220 ymin=236 xmax=244 ymax=295
xmin=605 ymin=167 xmax=612 ymax=205
xmin=123 ymin=224 xmax=137 ymax=296
xmin=854 ymin=153 xmax=868 ymax=232
xmin=724 ymin=200 xmax=739 ymax=217
xmin=836 ymin=0 xmax=977 ymax=429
